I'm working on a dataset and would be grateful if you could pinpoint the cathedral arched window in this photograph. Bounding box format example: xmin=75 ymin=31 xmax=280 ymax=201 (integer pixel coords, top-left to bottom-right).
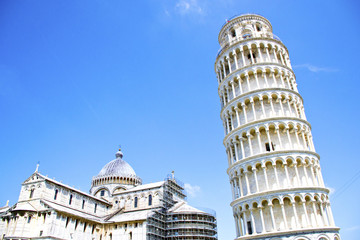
xmin=65 ymin=217 xmax=70 ymax=228
xmin=54 ymin=189 xmax=58 ymax=200
xmin=100 ymin=190 xmax=105 ymax=196
xmin=148 ymin=195 xmax=152 ymax=206
xmin=69 ymin=194 xmax=73 ymax=205
xmin=75 ymin=219 xmax=79 ymax=230
xmin=94 ymin=203 xmax=97 ymax=213
xmin=29 ymin=189 xmax=34 ymax=199
xmin=82 ymin=200 xmax=85 ymax=209
xmin=134 ymin=197 xmax=138 ymax=208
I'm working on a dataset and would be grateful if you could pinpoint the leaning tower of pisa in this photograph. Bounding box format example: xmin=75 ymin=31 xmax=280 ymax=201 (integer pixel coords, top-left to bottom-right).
xmin=215 ymin=14 xmax=340 ymax=240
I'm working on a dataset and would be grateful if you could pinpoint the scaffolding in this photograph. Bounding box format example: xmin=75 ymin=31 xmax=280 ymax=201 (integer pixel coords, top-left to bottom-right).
xmin=147 ymin=175 xmax=185 ymax=240
xmin=146 ymin=175 xmax=217 ymax=240
xmin=166 ymin=211 xmax=217 ymax=239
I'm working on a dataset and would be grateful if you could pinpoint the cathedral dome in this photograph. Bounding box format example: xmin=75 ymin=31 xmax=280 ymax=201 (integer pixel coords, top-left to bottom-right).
xmin=96 ymin=150 xmax=136 ymax=178
xmin=91 ymin=150 xmax=142 ymax=188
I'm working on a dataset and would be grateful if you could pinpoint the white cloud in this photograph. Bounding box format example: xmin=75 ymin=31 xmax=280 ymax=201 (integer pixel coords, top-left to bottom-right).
xmin=345 ymin=225 xmax=360 ymax=232
xmin=293 ymin=64 xmax=338 ymax=73
xmin=184 ymin=183 xmax=201 ymax=198
xmin=175 ymin=0 xmax=204 ymax=15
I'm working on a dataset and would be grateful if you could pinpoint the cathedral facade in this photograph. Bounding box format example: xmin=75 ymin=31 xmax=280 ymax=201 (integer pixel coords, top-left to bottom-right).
xmin=215 ymin=14 xmax=340 ymax=239
xmin=0 ymin=150 xmax=217 ymax=240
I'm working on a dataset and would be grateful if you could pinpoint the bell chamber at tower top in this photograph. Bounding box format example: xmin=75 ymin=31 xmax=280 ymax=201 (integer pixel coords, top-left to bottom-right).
xmin=218 ymin=14 xmax=274 ymax=47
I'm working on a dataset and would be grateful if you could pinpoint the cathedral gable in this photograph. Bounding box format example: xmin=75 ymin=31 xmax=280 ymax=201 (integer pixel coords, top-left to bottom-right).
xmin=22 ymin=173 xmax=45 ymax=185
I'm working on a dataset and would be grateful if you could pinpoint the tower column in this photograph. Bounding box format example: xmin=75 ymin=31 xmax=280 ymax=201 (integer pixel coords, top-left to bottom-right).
xmin=257 ymin=44 xmax=264 ymax=62
xmin=227 ymin=56 xmax=232 ymax=73
xmin=302 ymin=163 xmax=310 ymax=186
xmin=302 ymin=201 xmax=310 ymax=227
xmin=229 ymin=145 xmax=235 ymax=164
xmin=256 ymin=129 xmax=263 ymax=153
xmin=260 ymin=97 xmax=266 ymax=118
xmin=327 ymin=203 xmax=336 ymax=226
xmin=234 ymin=214 xmax=240 ymax=237
xmin=319 ymin=203 xmax=328 ymax=226
xmin=269 ymin=96 xmax=275 ymax=116
xmin=243 ymin=211 xmax=249 ymax=235
xmin=259 ymin=207 xmax=266 ymax=233
xmin=284 ymin=163 xmax=291 ymax=187
xmin=263 ymin=71 xmax=269 ymax=87
xmin=237 ymin=75 xmax=243 ymax=94
xmin=279 ymin=73 xmax=286 ymax=87
xmin=233 ymin=50 xmax=239 ymax=69
xmin=269 ymin=204 xmax=276 ymax=231
xmin=286 ymin=96 xmax=294 ymax=116
xmin=273 ymin=163 xmax=280 ymax=188
xmin=265 ymin=46 xmax=271 ymax=62
xmin=221 ymin=61 xmax=226 ymax=78
xmin=238 ymin=175 xmax=244 ymax=197
xmin=247 ymin=132 xmax=253 ymax=156
xmin=293 ymin=163 xmax=301 ymax=186
xmin=250 ymin=98 xmax=257 ymax=120
xmin=234 ymin=141 xmax=240 ymax=162
xmin=235 ymin=107 xmax=241 ymax=127
xmin=294 ymin=127 xmax=301 ymax=149
xmin=278 ymin=97 xmax=285 ymax=116
xmin=310 ymin=164 xmax=317 ymax=186
xmin=230 ymin=180 xmax=235 ymax=199
xmin=254 ymin=72 xmax=260 ymax=89
xmin=252 ymin=167 xmax=259 ymax=193
xmin=238 ymin=213 xmax=244 ymax=236
xmin=275 ymin=126 xmax=283 ymax=150
xmin=239 ymin=138 xmax=246 ymax=159
xmin=231 ymin=81 xmax=236 ymax=99
xmin=244 ymin=171 xmax=251 ymax=195
xmin=245 ymin=74 xmax=251 ymax=91
xmin=262 ymin=164 xmax=269 ymax=190
xmin=240 ymin=49 xmax=246 ymax=67
xmin=242 ymin=103 xmax=248 ymax=124
xmin=280 ymin=203 xmax=288 ymax=229
xmin=291 ymin=202 xmax=300 ymax=229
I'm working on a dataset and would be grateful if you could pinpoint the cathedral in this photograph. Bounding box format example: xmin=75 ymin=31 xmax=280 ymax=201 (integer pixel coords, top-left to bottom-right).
xmin=0 ymin=150 xmax=217 ymax=240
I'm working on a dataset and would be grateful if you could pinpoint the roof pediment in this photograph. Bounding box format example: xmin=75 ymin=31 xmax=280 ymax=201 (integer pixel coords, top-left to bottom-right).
xmin=22 ymin=172 xmax=45 ymax=185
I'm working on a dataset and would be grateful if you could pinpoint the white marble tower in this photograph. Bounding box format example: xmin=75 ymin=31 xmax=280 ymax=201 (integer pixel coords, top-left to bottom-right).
xmin=214 ymin=14 xmax=340 ymax=240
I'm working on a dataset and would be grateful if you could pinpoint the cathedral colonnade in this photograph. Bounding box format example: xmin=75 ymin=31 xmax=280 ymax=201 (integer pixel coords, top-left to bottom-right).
xmin=215 ymin=14 xmax=340 ymax=240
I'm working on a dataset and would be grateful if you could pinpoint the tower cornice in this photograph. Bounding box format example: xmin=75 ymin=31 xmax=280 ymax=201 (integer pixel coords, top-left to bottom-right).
xmin=215 ymin=36 xmax=288 ymax=64
xmin=223 ymin=117 xmax=311 ymax=144
xmin=217 ymin=63 xmax=295 ymax=93
xmin=226 ymin=150 xmax=320 ymax=175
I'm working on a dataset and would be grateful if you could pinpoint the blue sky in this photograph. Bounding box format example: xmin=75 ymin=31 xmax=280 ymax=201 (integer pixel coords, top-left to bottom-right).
xmin=0 ymin=0 xmax=359 ymax=239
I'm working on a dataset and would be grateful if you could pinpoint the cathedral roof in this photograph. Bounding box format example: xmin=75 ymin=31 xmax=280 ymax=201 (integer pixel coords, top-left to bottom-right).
xmin=168 ymin=201 xmax=206 ymax=214
xmin=92 ymin=150 xmax=142 ymax=187
xmin=96 ymin=150 xmax=137 ymax=178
